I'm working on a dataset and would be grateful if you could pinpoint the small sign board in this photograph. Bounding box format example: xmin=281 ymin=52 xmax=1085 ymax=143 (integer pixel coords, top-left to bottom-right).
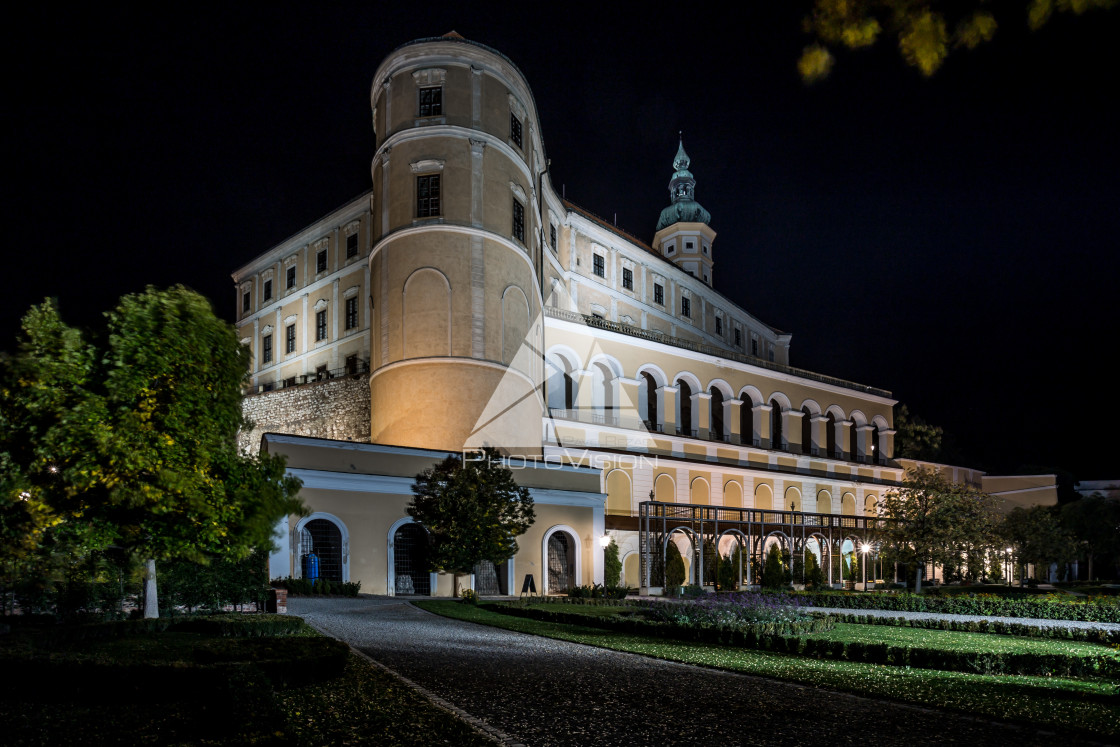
xmin=520 ymin=573 xmax=537 ymax=597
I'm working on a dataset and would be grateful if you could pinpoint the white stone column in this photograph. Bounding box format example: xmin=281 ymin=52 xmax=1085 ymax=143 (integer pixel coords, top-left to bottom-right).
xmin=725 ymin=398 xmax=743 ymax=444
xmin=785 ymin=409 xmax=805 ymax=454
xmin=754 ymin=403 xmax=772 ymax=448
xmin=810 ymin=415 xmax=829 ymax=457
xmin=693 ymin=391 xmax=711 ymax=439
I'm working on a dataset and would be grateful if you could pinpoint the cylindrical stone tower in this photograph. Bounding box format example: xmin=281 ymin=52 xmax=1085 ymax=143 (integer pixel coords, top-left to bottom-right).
xmin=368 ymin=34 xmax=545 ymax=454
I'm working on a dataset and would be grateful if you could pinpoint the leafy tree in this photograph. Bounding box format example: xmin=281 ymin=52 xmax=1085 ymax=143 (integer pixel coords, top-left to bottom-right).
xmin=604 ymin=536 xmax=622 ymax=587
xmin=0 ymin=288 xmax=304 ymax=617
xmin=1001 ymin=506 xmax=1072 ymax=584
xmin=799 ymin=0 xmax=1117 ymax=82
xmin=892 ymin=404 xmax=944 ymax=462
xmin=408 ymin=447 xmax=535 ymax=596
xmin=880 ymin=466 xmax=997 ymax=592
xmin=664 ymin=539 xmax=686 ymax=590
xmin=1062 ymin=494 xmax=1120 ymax=580
xmin=761 ymin=543 xmax=788 ymax=589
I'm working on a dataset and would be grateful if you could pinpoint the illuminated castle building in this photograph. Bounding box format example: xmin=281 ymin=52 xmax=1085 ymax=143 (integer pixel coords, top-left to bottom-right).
xmin=232 ymin=33 xmax=1055 ymax=595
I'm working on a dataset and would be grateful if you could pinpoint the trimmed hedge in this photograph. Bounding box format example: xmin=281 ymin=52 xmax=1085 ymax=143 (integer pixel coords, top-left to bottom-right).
xmin=23 ymin=612 xmax=308 ymax=644
xmin=776 ymin=590 xmax=1120 ymax=623
xmin=482 ymin=602 xmax=831 ymax=645
xmin=819 ymin=612 xmax=1120 ymax=645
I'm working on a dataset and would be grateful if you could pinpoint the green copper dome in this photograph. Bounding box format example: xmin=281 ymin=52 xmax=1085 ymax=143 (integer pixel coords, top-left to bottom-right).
xmin=655 ymin=139 xmax=711 ymax=231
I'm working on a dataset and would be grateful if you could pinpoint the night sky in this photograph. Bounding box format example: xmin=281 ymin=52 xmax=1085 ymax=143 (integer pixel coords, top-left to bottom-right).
xmin=7 ymin=4 xmax=1118 ymax=479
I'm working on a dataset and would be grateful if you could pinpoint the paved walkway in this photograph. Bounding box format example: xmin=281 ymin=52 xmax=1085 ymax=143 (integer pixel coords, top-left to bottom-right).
xmin=290 ymin=597 xmax=1103 ymax=747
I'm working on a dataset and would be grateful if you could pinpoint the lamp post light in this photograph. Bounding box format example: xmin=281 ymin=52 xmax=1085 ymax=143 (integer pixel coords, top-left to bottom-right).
xmin=859 ymin=542 xmax=871 ymax=590
xmin=600 ymin=533 xmax=612 ymax=549
xmin=1006 ymin=547 xmax=1013 ymax=587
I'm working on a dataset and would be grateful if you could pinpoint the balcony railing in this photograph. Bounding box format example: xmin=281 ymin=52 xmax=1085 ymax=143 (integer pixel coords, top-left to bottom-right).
xmin=547 ymin=406 xmax=899 ymax=473
xmin=544 ymin=306 xmax=891 ymax=397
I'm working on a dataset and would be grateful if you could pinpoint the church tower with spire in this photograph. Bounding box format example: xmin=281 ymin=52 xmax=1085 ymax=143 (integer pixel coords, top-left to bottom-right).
xmin=652 ymin=139 xmax=717 ymax=285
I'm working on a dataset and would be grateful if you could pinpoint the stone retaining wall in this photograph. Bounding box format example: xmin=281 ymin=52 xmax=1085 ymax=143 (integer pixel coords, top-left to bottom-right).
xmin=239 ymin=373 xmax=370 ymax=454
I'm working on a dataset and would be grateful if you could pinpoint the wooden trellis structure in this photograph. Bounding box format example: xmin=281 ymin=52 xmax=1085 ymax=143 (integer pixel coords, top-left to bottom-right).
xmin=638 ymin=501 xmax=891 ymax=593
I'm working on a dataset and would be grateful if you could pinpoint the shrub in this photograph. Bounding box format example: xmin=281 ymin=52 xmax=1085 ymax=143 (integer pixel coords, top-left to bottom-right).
xmin=804 ymin=549 xmax=825 ymax=590
xmin=604 ymin=538 xmax=622 ymax=587
xmin=460 ymin=589 xmax=479 ymax=604
xmin=665 ymin=541 xmax=686 ymax=590
xmin=718 ymin=546 xmax=740 ymax=592
xmin=761 ymin=544 xmax=786 ymax=590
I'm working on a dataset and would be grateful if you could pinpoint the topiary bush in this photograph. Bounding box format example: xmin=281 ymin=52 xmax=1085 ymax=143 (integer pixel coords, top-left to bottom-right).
xmin=665 ymin=541 xmax=686 ymax=590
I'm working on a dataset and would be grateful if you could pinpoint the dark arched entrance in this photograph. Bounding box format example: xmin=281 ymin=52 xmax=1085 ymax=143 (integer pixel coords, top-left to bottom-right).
xmin=300 ymin=519 xmax=343 ymax=582
xmin=547 ymin=531 xmax=575 ymax=593
xmin=393 ymin=522 xmax=431 ymax=596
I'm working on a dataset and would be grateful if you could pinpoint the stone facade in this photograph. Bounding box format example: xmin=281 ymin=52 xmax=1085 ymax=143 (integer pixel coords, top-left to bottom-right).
xmin=239 ymin=373 xmax=371 ymax=455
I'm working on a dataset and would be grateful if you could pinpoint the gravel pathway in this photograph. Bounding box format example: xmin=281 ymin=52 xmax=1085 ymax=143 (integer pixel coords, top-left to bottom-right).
xmin=290 ymin=597 xmax=1104 ymax=747
xmin=803 ymin=606 xmax=1120 ymax=631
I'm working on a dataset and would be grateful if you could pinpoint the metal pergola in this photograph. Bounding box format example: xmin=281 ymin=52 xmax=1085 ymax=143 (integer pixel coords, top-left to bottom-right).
xmin=638 ymin=500 xmax=891 ymax=593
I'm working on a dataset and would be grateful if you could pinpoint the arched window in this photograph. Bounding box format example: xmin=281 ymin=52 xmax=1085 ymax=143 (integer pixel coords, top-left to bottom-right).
xmin=770 ymin=399 xmax=783 ymax=450
xmin=802 ymin=406 xmax=813 ymax=455
xmin=641 ymin=372 xmax=658 ymax=428
xmin=826 ymin=412 xmax=838 ymax=457
xmin=677 ymin=379 xmax=693 ymax=436
xmin=870 ymin=424 xmax=881 ymax=464
xmin=710 ymin=387 xmax=725 ymax=441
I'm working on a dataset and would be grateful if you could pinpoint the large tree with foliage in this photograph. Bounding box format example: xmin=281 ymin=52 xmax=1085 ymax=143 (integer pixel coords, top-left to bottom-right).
xmin=0 ymin=287 xmax=304 ymax=617
xmin=799 ymin=0 xmax=1117 ymax=81
xmin=408 ymin=447 xmax=535 ymax=596
xmin=880 ymin=465 xmax=997 ymax=592
xmin=1001 ymin=505 xmax=1072 ymax=584
xmin=1062 ymin=494 xmax=1120 ymax=580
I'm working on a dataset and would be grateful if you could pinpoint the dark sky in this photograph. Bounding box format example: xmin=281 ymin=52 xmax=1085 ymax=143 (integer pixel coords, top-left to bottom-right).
xmin=6 ymin=4 xmax=1118 ymax=479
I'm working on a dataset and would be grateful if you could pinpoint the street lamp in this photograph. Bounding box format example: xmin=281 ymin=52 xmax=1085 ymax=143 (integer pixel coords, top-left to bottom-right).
xmin=1005 ymin=547 xmax=1013 ymax=587
xmin=859 ymin=542 xmax=871 ymax=590
xmin=600 ymin=533 xmax=612 ymax=549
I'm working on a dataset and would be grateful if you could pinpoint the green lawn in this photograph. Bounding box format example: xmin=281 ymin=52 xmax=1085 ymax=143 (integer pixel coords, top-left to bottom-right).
xmin=804 ymin=622 xmax=1118 ymax=657
xmin=415 ymin=600 xmax=1120 ymax=739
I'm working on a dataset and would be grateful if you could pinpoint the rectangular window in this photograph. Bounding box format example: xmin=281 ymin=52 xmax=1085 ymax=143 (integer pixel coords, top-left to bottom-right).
xmin=419 ymin=86 xmax=442 ymax=117
xmin=622 ymin=267 xmax=633 ymax=290
xmin=316 ymin=310 xmax=327 ymax=341
xmin=666 ymin=244 xmax=675 ymax=255
xmin=286 ymin=266 xmax=296 ymax=289
xmin=751 ymin=338 xmax=759 ymax=356
xmin=653 ymin=283 xmax=664 ymax=305
xmin=681 ymin=297 xmax=691 ymax=318
xmin=550 ymin=224 xmax=557 ymax=250
xmin=512 ymin=199 xmax=525 ymax=242
xmin=702 ymin=243 xmax=709 ymax=255
xmin=734 ymin=328 xmax=741 ymax=347
xmin=510 ymin=113 xmax=523 ymax=148
xmin=316 ymin=249 xmax=327 ymax=273
xmin=345 ymin=354 xmax=359 ymax=375
xmin=768 ymin=345 xmax=775 ymax=362
xmin=263 ymin=279 xmax=272 ymax=302
xmin=715 ymin=317 xmax=722 ymax=335
xmin=593 ymin=254 xmax=605 ymax=278
xmin=417 ymin=174 xmax=441 ymax=217
xmin=286 ymin=324 xmax=296 ymax=354
xmin=346 ymin=233 xmax=358 ymax=258
xmin=242 ymin=291 xmax=250 ymax=313
xmin=685 ymin=240 xmax=694 ymax=251
xmin=345 ymin=297 xmax=358 ymax=330
xmin=262 ymin=334 xmax=273 ymax=364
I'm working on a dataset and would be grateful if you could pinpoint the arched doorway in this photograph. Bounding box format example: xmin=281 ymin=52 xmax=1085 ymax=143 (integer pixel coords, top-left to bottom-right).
xmin=547 ymin=531 xmax=576 ymax=593
xmin=299 ymin=518 xmax=343 ymax=582
xmin=393 ymin=522 xmax=431 ymax=595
